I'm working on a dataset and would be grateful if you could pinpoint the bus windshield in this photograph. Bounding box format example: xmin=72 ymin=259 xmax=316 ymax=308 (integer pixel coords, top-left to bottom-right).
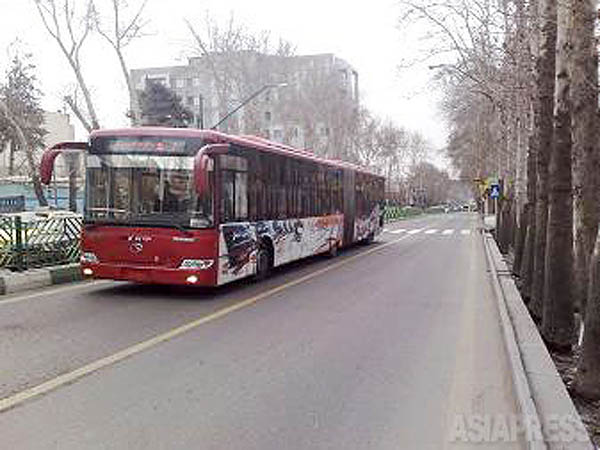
xmin=85 ymin=153 xmax=213 ymax=229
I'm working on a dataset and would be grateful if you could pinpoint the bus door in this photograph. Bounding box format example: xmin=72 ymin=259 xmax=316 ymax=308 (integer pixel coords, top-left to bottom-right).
xmin=342 ymin=169 xmax=355 ymax=246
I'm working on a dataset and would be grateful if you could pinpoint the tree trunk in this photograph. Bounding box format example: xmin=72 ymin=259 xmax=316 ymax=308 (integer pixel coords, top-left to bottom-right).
xmin=575 ymin=229 xmax=600 ymax=400
xmin=542 ymin=0 xmax=574 ymax=350
xmin=519 ymin=0 xmax=540 ymax=294
xmin=571 ymin=0 xmax=599 ymax=316
xmin=520 ymin=130 xmax=538 ymax=299
xmin=521 ymin=220 xmax=534 ymax=301
xmin=9 ymin=140 xmax=16 ymax=176
xmin=530 ymin=0 xmax=556 ymax=320
xmin=513 ymin=203 xmax=529 ymax=276
xmin=116 ymin=46 xmax=140 ymax=127
xmin=67 ymin=154 xmax=78 ymax=212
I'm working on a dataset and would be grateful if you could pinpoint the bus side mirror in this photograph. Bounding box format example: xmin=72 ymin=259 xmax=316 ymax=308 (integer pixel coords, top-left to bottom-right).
xmin=194 ymin=143 xmax=228 ymax=196
xmin=194 ymin=153 xmax=211 ymax=195
xmin=40 ymin=141 xmax=87 ymax=184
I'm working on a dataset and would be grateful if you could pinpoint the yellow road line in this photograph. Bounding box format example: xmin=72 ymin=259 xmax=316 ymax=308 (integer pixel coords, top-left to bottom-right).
xmin=0 ymin=233 xmax=413 ymax=413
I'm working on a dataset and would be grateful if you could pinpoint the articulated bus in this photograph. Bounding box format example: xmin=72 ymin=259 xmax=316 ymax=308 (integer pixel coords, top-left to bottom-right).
xmin=40 ymin=128 xmax=385 ymax=286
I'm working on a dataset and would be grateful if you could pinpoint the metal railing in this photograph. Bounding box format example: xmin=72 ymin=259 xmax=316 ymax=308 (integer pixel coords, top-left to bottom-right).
xmin=0 ymin=214 xmax=82 ymax=271
xmin=384 ymin=206 xmax=423 ymax=222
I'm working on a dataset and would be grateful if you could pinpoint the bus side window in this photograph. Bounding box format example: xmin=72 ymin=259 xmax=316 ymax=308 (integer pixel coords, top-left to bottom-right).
xmin=222 ymin=171 xmax=235 ymax=222
xmin=235 ymin=172 xmax=248 ymax=220
xmin=220 ymin=158 xmax=248 ymax=223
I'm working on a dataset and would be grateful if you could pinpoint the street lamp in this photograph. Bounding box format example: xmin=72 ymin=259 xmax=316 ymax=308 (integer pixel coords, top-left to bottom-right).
xmin=210 ymin=82 xmax=288 ymax=130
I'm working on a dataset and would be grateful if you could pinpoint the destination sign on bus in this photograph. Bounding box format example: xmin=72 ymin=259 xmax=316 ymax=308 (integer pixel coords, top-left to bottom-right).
xmin=92 ymin=136 xmax=205 ymax=155
xmin=106 ymin=139 xmax=187 ymax=152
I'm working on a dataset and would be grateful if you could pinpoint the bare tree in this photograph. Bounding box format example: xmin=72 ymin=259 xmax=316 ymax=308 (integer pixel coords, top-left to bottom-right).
xmin=95 ymin=0 xmax=149 ymax=126
xmin=530 ymin=0 xmax=556 ymax=319
xmin=542 ymin=0 xmax=574 ymax=350
xmin=0 ymin=51 xmax=48 ymax=206
xmin=34 ymin=0 xmax=99 ymax=132
xmin=570 ymin=0 xmax=600 ymax=315
xmin=0 ymin=100 xmax=47 ymax=206
xmin=573 ymin=0 xmax=600 ymax=400
xmin=186 ymin=13 xmax=295 ymax=134
xmin=576 ymin=230 xmax=600 ymax=400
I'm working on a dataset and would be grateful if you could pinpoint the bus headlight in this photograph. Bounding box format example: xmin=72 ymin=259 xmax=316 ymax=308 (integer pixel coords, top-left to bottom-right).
xmin=81 ymin=252 xmax=99 ymax=264
xmin=179 ymin=259 xmax=214 ymax=270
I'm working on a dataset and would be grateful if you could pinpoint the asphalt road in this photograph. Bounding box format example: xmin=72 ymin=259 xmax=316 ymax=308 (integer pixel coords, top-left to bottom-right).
xmin=0 ymin=213 xmax=523 ymax=449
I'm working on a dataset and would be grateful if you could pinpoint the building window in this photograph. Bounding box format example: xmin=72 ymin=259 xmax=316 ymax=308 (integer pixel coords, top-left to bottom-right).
xmin=186 ymin=78 xmax=192 ymax=87
xmin=145 ymin=76 xmax=167 ymax=87
xmin=187 ymin=96 xmax=194 ymax=105
xmin=193 ymin=77 xmax=200 ymax=87
xmin=175 ymin=78 xmax=185 ymax=89
xmin=292 ymin=127 xmax=299 ymax=138
xmin=273 ymin=129 xmax=282 ymax=140
xmin=265 ymin=111 xmax=272 ymax=122
xmin=193 ymin=96 xmax=200 ymax=107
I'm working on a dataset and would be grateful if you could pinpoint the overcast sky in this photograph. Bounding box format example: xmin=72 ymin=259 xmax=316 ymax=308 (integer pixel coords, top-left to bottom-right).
xmin=0 ymin=0 xmax=447 ymax=156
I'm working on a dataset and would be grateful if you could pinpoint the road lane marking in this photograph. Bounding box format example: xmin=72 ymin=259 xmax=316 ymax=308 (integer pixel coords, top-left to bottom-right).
xmin=0 ymin=232 xmax=414 ymax=413
xmin=442 ymin=229 xmax=454 ymax=235
xmin=390 ymin=229 xmax=406 ymax=234
xmin=0 ymin=280 xmax=116 ymax=306
xmin=461 ymin=229 xmax=472 ymax=235
xmin=425 ymin=229 xmax=438 ymax=234
xmin=408 ymin=229 xmax=423 ymax=235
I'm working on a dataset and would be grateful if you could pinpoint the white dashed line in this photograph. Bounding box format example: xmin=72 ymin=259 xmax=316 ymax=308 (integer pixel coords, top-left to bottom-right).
xmin=442 ymin=229 xmax=454 ymax=235
xmin=408 ymin=229 xmax=423 ymax=235
xmin=461 ymin=229 xmax=472 ymax=235
xmin=390 ymin=229 xmax=406 ymax=234
xmin=424 ymin=229 xmax=438 ymax=234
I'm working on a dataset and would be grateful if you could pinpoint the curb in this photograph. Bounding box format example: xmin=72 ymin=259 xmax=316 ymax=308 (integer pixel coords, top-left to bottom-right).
xmin=482 ymin=231 xmax=594 ymax=449
xmin=0 ymin=263 xmax=82 ymax=296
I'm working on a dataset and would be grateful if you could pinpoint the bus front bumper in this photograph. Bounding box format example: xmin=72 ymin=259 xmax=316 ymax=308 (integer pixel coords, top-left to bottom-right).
xmin=81 ymin=263 xmax=217 ymax=286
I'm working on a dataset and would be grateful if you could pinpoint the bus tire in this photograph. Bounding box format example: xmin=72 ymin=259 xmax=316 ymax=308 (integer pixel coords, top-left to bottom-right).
xmin=327 ymin=241 xmax=338 ymax=258
xmin=255 ymin=245 xmax=272 ymax=281
xmin=364 ymin=233 xmax=375 ymax=245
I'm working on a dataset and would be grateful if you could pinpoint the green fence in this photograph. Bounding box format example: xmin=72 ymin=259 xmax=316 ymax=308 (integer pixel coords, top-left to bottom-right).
xmin=0 ymin=215 xmax=82 ymax=271
xmin=384 ymin=206 xmax=423 ymax=222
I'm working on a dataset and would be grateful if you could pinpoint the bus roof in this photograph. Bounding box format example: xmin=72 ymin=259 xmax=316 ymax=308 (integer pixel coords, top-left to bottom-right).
xmin=90 ymin=127 xmax=382 ymax=178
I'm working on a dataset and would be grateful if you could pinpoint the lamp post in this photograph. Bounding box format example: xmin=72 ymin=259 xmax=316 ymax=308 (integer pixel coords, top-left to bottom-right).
xmin=196 ymin=94 xmax=204 ymax=129
xmin=210 ymin=82 xmax=288 ymax=131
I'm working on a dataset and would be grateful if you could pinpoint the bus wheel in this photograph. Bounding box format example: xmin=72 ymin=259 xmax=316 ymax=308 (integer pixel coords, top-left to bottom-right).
xmin=255 ymin=246 xmax=271 ymax=281
xmin=327 ymin=241 xmax=338 ymax=258
xmin=364 ymin=233 xmax=375 ymax=245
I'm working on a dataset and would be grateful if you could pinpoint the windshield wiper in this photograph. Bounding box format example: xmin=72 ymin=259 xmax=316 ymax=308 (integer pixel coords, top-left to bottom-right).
xmin=173 ymin=222 xmax=193 ymax=236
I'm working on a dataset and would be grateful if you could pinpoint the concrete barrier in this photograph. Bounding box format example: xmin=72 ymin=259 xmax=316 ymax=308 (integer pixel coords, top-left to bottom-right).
xmin=0 ymin=263 xmax=82 ymax=296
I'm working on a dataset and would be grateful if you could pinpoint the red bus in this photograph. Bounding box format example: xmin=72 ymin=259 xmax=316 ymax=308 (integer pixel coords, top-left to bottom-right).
xmin=40 ymin=128 xmax=385 ymax=286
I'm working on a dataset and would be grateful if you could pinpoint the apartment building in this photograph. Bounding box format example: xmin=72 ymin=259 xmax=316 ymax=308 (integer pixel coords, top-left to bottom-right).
xmin=130 ymin=53 xmax=359 ymax=153
xmin=0 ymin=110 xmax=75 ymax=178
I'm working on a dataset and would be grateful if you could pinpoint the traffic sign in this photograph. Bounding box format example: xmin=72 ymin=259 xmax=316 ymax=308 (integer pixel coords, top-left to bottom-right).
xmin=490 ymin=183 xmax=500 ymax=199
